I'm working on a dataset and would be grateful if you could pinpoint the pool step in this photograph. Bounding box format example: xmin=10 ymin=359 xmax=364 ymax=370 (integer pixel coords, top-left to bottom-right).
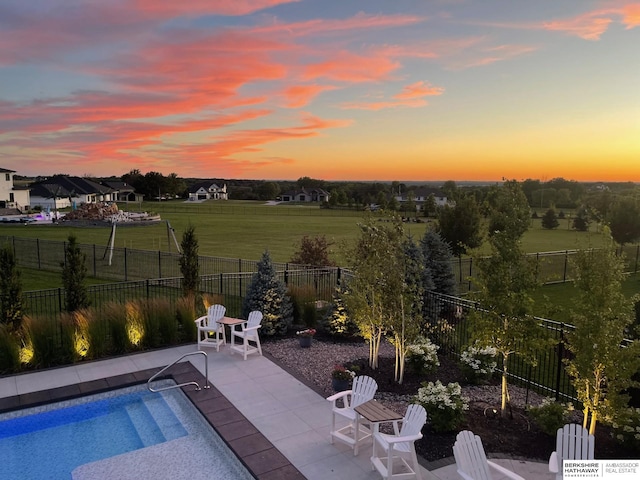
xmin=124 ymin=401 xmax=165 ymax=447
xmin=141 ymin=395 xmax=187 ymax=442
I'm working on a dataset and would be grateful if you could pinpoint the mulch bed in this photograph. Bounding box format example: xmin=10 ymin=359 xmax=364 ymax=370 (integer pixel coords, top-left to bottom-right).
xmin=352 ymin=355 xmax=640 ymax=462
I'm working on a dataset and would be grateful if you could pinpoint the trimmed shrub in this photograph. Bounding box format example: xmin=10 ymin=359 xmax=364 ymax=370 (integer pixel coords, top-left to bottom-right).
xmin=528 ymin=397 xmax=575 ymax=436
xmin=414 ymin=381 xmax=468 ymax=432
xmin=405 ymin=336 xmax=440 ymax=375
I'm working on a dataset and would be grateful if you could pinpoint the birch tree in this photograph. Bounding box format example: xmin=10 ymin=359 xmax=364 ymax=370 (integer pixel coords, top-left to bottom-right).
xmin=565 ymin=232 xmax=640 ymax=435
xmin=343 ymin=216 xmax=404 ymax=369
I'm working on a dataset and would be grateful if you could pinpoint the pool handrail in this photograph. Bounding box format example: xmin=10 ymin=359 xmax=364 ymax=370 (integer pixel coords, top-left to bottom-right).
xmin=147 ymin=351 xmax=210 ymax=392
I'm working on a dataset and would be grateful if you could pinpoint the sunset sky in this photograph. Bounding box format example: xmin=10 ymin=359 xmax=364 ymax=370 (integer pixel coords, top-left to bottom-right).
xmin=1 ymin=0 xmax=639 ymax=182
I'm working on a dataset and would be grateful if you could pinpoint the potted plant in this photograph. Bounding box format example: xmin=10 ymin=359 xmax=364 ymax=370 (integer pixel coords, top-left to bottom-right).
xmin=331 ymin=364 xmax=356 ymax=392
xmin=296 ymin=328 xmax=316 ymax=348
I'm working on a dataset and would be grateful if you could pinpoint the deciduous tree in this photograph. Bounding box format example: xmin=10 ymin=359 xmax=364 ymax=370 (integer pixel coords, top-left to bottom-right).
xmin=565 ymin=232 xmax=640 ymax=435
xmin=436 ymin=194 xmax=483 ymax=257
xmin=608 ymin=197 xmax=640 ymax=247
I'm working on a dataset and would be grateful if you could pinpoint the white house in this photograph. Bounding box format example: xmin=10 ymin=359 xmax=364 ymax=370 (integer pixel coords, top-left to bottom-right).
xmin=0 ymin=167 xmax=30 ymax=212
xmin=187 ymin=182 xmax=228 ymax=201
xmin=395 ymin=187 xmax=450 ymax=210
xmin=280 ymin=188 xmax=330 ymax=203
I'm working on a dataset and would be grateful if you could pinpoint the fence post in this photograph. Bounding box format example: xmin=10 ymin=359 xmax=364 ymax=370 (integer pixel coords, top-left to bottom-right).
xmin=93 ymin=244 xmax=97 ymax=277
xmin=563 ymin=251 xmax=568 ymax=282
xmin=146 ymin=279 xmax=150 ymax=299
xmin=468 ymin=258 xmax=472 ymax=292
xmin=158 ymin=251 xmax=162 ymax=278
xmin=555 ymin=324 xmax=565 ymax=401
xmin=284 ymin=263 xmax=289 ymax=285
xmin=37 ymin=238 xmax=41 ymax=269
xmin=635 ymin=245 xmax=639 ymax=274
xmin=124 ymin=248 xmax=128 ymax=282
xmin=58 ymin=287 xmax=63 ymax=313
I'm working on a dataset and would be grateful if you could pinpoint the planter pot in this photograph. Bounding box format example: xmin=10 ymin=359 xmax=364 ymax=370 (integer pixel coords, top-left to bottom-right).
xmin=332 ymin=378 xmax=350 ymax=392
xmin=298 ymin=336 xmax=312 ymax=348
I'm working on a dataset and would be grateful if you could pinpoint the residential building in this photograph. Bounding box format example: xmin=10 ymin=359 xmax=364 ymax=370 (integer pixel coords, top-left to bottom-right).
xmin=102 ymin=181 xmax=144 ymax=203
xmin=394 ymin=187 xmax=450 ymax=210
xmin=0 ymin=167 xmax=30 ymax=212
xmin=279 ymin=188 xmax=330 ymax=203
xmin=187 ymin=181 xmax=228 ymax=201
xmin=29 ymin=175 xmax=117 ymax=209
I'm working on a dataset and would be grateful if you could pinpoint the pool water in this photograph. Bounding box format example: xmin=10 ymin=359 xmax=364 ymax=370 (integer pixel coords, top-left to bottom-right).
xmin=0 ymin=384 xmax=253 ymax=480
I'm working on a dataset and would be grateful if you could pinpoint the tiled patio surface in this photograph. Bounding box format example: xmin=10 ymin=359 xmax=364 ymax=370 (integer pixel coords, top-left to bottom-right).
xmin=0 ymin=345 xmax=552 ymax=479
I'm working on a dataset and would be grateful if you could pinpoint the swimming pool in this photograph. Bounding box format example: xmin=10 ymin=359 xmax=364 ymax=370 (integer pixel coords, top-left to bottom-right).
xmin=0 ymin=382 xmax=254 ymax=480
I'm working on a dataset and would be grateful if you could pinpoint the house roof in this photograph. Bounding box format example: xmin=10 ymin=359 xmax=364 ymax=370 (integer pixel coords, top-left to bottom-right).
xmin=0 ymin=167 xmax=16 ymax=173
xmin=187 ymin=181 xmax=223 ymax=193
xmin=30 ymin=175 xmax=113 ymax=197
xmin=103 ymin=181 xmax=135 ymax=193
xmin=282 ymin=188 xmax=330 ymax=197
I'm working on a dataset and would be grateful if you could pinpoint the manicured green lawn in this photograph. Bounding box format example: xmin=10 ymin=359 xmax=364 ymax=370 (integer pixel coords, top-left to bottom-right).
xmin=1 ymin=199 xmax=636 ymax=268
xmin=20 ymin=268 xmax=111 ymax=291
xmin=533 ymin=272 xmax=640 ymax=322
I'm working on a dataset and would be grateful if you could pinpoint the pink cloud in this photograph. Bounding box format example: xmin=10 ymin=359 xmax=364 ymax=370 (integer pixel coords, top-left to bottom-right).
xmin=340 ymin=81 xmax=444 ymax=110
xmin=282 ymin=84 xmax=337 ymax=108
xmin=543 ymin=12 xmax=613 ymax=40
xmin=394 ymin=81 xmax=445 ymax=100
xmin=303 ymin=50 xmax=400 ymax=82
xmin=621 ymin=3 xmax=640 ymax=28
xmin=132 ymin=0 xmax=301 ymax=18
xmin=252 ymin=12 xmax=425 ymax=37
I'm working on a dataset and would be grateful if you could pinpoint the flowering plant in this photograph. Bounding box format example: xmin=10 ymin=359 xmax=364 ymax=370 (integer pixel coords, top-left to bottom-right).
xmin=331 ymin=364 xmax=356 ymax=381
xmin=414 ymin=380 xmax=469 ymax=432
xmin=406 ymin=336 xmax=440 ymax=374
xmin=460 ymin=344 xmax=497 ymax=383
xmin=611 ymin=407 xmax=640 ymax=448
xmin=296 ymin=328 xmax=316 ymax=337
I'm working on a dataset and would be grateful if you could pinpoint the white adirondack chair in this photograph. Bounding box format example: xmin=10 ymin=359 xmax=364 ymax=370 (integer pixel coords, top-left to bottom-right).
xmin=230 ymin=311 xmax=263 ymax=360
xmin=327 ymin=375 xmax=378 ymax=455
xmin=549 ymin=424 xmax=595 ymax=480
xmin=453 ymin=430 xmax=525 ymax=480
xmin=371 ymin=404 xmax=427 ymax=480
xmin=195 ymin=304 xmax=226 ymax=351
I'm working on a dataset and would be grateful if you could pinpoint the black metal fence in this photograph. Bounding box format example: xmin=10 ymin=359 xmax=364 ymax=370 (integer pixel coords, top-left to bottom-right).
xmin=3 ymin=235 xmax=638 ymax=291
xmin=424 ymin=291 xmax=579 ymax=403
xmin=22 ymin=267 xmax=343 ymax=320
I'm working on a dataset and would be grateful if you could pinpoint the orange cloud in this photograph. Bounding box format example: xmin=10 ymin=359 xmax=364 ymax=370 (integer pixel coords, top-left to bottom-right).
xmin=132 ymin=0 xmax=301 ymax=18
xmin=394 ymin=81 xmax=445 ymax=100
xmin=543 ymin=12 xmax=613 ymax=40
xmin=282 ymin=84 xmax=337 ymax=108
xmin=340 ymin=81 xmax=443 ymax=110
xmin=622 ymin=3 xmax=640 ymax=28
xmin=303 ymin=50 xmax=400 ymax=82
xmin=252 ymin=12 xmax=425 ymax=37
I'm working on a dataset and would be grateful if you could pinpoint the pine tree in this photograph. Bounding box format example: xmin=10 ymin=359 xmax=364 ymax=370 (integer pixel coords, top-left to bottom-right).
xmin=242 ymin=250 xmax=293 ymax=336
xmin=420 ymin=229 xmax=455 ymax=296
xmin=62 ymin=235 xmax=90 ymax=312
xmin=179 ymin=225 xmax=199 ymax=297
xmin=541 ymin=208 xmax=559 ymax=229
xmin=0 ymin=243 xmax=23 ymax=333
